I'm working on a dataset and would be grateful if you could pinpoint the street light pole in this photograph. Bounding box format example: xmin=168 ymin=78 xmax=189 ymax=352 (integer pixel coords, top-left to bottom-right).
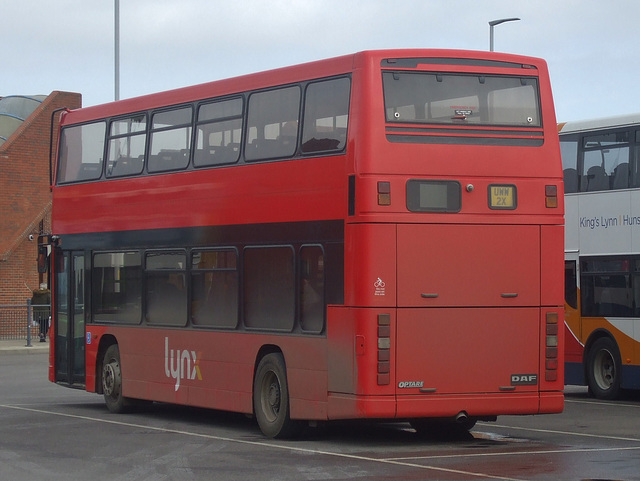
xmin=489 ymin=17 xmax=520 ymax=52
xmin=115 ymin=0 xmax=120 ymax=101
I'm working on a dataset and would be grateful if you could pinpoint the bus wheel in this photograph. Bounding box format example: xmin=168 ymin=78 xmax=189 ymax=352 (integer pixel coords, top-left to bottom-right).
xmin=102 ymin=344 xmax=130 ymax=413
xmin=586 ymin=337 xmax=621 ymax=400
xmin=253 ymin=353 xmax=300 ymax=438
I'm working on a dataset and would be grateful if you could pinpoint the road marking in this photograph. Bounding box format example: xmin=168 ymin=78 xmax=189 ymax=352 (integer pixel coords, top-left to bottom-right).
xmin=484 ymin=423 xmax=640 ymax=443
xmin=387 ymin=444 xmax=640 ymax=461
xmin=566 ymin=397 xmax=640 ymax=409
xmin=0 ymin=403 xmax=525 ymax=481
xmin=5 ymin=402 xmax=640 ymax=479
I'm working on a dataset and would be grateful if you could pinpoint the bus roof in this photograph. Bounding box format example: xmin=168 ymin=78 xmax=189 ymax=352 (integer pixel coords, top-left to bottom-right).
xmin=558 ymin=112 xmax=640 ymax=135
xmin=61 ymin=49 xmax=549 ymax=125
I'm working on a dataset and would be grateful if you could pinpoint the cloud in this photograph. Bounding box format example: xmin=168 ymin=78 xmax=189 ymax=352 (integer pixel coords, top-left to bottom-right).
xmin=2 ymin=0 xmax=639 ymax=121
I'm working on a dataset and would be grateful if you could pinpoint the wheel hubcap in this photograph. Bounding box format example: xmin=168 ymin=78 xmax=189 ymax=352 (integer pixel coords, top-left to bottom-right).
xmin=103 ymin=361 xmax=120 ymax=397
xmin=262 ymin=372 xmax=281 ymax=422
xmin=594 ymin=349 xmax=615 ymax=390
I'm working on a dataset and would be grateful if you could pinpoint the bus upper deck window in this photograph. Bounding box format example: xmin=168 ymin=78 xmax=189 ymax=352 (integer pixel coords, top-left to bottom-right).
xmin=57 ymin=122 xmax=106 ymax=183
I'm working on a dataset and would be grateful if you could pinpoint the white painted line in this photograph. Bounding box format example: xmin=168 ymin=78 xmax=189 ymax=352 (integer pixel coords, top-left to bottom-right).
xmin=387 ymin=444 xmax=640 ymax=461
xmin=0 ymin=403 xmax=525 ymax=481
xmin=565 ymin=397 xmax=640 ymax=409
xmin=483 ymin=423 xmax=640 ymax=443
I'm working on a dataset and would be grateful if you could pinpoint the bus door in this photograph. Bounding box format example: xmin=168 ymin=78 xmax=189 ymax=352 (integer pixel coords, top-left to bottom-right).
xmin=54 ymin=250 xmax=86 ymax=386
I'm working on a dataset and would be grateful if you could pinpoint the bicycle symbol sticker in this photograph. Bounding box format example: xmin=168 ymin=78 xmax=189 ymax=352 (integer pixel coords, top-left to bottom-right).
xmin=374 ymin=277 xmax=386 ymax=296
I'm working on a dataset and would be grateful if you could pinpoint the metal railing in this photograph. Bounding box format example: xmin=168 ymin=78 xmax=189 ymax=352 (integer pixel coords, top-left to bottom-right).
xmin=0 ymin=300 xmax=51 ymax=345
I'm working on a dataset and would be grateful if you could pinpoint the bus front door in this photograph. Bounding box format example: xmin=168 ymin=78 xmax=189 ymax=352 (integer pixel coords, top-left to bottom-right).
xmin=54 ymin=250 xmax=85 ymax=386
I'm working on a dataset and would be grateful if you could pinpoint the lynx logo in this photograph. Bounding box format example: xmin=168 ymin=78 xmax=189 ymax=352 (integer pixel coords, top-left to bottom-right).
xmin=164 ymin=337 xmax=202 ymax=391
xmin=511 ymin=374 xmax=538 ymax=386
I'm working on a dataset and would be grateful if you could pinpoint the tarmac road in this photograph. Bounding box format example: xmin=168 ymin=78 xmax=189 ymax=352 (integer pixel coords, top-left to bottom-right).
xmin=1 ymin=343 xmax=639 ymax=481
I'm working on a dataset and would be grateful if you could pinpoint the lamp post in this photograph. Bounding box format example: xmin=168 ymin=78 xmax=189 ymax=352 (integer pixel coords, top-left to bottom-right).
xmin=115 ymin=0 xmax=120 ymax=101
xmin=489 ymin=17 xmax=520 ymax=52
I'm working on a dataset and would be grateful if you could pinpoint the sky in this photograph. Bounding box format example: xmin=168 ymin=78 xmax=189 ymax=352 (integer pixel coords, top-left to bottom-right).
xmin=2 ymin=0 xmax=637 ymax=123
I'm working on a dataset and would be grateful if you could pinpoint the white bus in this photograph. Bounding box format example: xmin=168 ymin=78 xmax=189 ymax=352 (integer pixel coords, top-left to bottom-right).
xmin=560 ymin=113 xmax=640 ymax=399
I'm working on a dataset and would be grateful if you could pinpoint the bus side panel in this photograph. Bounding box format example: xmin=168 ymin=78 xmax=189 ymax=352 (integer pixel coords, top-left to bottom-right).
xmin=90 ymin=327 xmax=328 ymax=419
xmin=540 ymin=225 xmax=565 ymax=306
xmin=285 ymin=341 xmax=329 ymax=420
xmin=53 ymin=156 xmax=347 ymax=236
xmin=582 ymin=318 xmax=640 ymax=375
xmin=104 ymin=328 xmax=253 ymax=413
xmin=327 ymin=306 xmax=397 ymax=419
xmin=48 ymin=310 xmax=57 ymax=384
xmin=85 ymin=326 xmax=101 ymax=392
xmin=327 ymin=307 xmax=357 ymax=395
xmin=564 ymin=311 xmax=586 ymax=386
xmin=572 ymin=191 xmax=634 ymax=255
xmin=564 ymin=266 xmax=585 ymax=386
xmin=621 ymin=366 xmax=640 ymax=390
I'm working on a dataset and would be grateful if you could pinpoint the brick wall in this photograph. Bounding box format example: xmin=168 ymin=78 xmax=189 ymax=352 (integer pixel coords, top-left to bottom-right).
xmin=0 ymin=91 xmax=81 ymax=306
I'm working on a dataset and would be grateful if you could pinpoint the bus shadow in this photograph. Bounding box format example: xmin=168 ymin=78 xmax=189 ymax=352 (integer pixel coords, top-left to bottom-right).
xmin=304 ymin=420 xmax=476 ymax=445
xmin=72 ymin=401 xmax=495 ymax=446
xmin=618 ymin=389 xmax=640 ymax=402
xmin=137 ymin=402 xmax=257 ymax=432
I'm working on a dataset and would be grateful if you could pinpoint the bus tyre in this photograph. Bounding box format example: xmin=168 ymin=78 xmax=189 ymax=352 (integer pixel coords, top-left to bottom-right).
xmin=587 ymin=337 xmax=622 ymax=400
xmin=253 ymin=353 xmax=300 ymax=438
xmin=102 ymin=344 xmax=130 ymax=413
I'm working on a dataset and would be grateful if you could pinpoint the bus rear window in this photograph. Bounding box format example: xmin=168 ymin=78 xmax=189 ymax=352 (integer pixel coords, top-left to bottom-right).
xmin=382 ymin=72 xmax=540 ymax=127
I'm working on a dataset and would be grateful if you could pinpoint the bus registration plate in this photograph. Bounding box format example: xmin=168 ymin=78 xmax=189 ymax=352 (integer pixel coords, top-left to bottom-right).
xmin=489 ymin=184 xmax=516 ymax=209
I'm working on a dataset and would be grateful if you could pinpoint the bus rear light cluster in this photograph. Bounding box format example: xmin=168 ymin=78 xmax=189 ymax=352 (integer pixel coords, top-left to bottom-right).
xmin=545 ymin=312 xmax=559 ymax=381
xmin=378 ymin=181 xmax=391 ymax=206
xmin=545 ymin=185 xmax=558 ymax=208
xmin=377 ymin=313 xmax=391 ymax=385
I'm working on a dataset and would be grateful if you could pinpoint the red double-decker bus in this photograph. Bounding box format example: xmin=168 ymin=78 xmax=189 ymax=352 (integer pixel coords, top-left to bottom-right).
xmin=45 ymin=49 xmax=564 ymax=438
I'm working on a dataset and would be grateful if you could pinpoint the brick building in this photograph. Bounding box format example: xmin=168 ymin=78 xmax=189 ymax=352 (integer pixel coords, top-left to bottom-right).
xmin=0 ymin=91 xmax=82 ymax=305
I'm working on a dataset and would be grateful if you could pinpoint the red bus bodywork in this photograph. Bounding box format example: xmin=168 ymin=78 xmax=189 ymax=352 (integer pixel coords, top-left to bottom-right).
xmin=48 ymin=49 xmax=564 ymax=436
